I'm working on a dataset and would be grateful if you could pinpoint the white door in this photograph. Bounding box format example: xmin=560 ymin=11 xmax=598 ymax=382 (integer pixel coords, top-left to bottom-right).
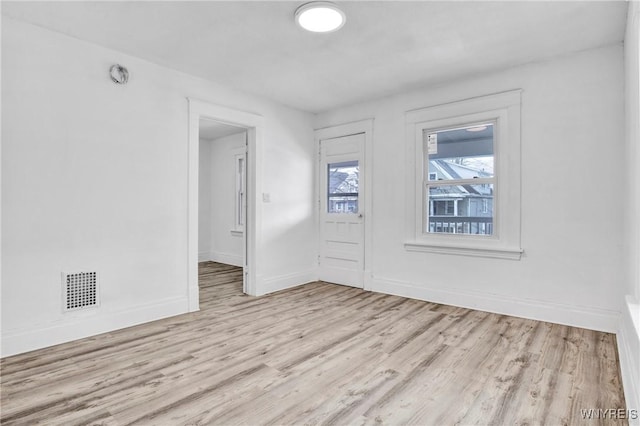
xmin=319 ymin=133 xmax=365 ymax=288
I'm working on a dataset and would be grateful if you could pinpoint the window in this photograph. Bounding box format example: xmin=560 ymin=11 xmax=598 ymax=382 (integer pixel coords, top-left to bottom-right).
xmin=404 ymin=90 xmax=523 ymax=260
xmin=234 ymin=153 xmax=245 ymax=230
xmin=432 ymin=199 xmax=456 ymax=216
xmin=424 ymin=122 xmax=495 ymax=235
xmin=328 ymin=160 xmax=359 ymax=213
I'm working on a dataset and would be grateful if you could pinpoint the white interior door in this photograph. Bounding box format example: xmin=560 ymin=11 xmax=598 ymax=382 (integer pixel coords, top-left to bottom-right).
xmin=319 ymin=133 xmax=365 ymax=288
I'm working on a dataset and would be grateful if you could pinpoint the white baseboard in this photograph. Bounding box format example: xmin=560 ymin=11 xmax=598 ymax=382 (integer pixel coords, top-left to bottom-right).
xmin=258 ymin=268 xmax=318 ymax=296
xmin=210 ymin=251 xmax=243 ymax=267
xmin=198 ymin=251 xmax=212 ymax=262
xmin=1 ymin=296 xmax=189 ymax=358
xmin=618 ymin=296 xmax=640 ymax=417
xmin=363 ymin=269 xmax=374 ymax=291
xmin=371 ymin=276 xmax=619 ymax=333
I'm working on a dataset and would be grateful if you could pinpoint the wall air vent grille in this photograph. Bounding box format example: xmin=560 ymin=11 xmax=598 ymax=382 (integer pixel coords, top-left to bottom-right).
xmin=62 ymin=271 xmax=98 ymax=311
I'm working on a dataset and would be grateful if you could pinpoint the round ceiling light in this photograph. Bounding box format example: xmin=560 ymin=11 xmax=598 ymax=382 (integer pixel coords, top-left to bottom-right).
xmin=295 ymin=2 xmax=346 ymax=33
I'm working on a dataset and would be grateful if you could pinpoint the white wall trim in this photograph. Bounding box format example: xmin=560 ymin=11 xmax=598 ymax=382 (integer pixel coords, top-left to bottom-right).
xmin=371 ymin=276 xmax=619 ymax=333
xmin=1 ymin=296 xmax=189 ymax=358
xmin=404 ymin=242 xmax=523 ymax=260
xmin=617 ymin=296 xmax=640 ymax=415
xmin=188 ymin=98 xmax=265 ymax=301
xmin=258 ymin=269 xmax=318 ymax=296
xmin=209 ymin=251 xmax=243 ymax=268
xmin=198 ymin=251 xmax=212 ymax=262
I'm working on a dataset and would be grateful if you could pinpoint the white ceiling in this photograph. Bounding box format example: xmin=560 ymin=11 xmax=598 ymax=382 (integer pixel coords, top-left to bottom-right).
xmin=199 ymin=119 xmax=246 ymax=141
xmin=2 ymin=1 xmax=628 ymax=113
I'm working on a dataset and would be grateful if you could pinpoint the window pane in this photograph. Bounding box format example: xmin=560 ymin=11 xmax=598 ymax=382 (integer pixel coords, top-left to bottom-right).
xmin=237 ymin=157 xmax=245 ymax=226
xmin=427 ymin=184 xmax=494 ymax=235
xmin=328 ymin=161 xmax=358 ymax=213
xmin=425 ymin=123 xmax=494 ymax=181
xmin=328 ymin=195 xmax=358 ymax=213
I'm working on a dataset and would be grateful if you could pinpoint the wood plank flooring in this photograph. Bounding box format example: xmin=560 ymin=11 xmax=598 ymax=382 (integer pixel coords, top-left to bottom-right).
xmin=0 ymin=262 xmax=627 ymax=425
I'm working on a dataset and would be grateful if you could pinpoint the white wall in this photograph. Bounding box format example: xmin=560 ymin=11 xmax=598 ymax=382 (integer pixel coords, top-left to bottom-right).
xmin=316 ymin=44 xmax=625 ymax=333
xmin=198 ymin=139 xmax=213 ymax=261
xmin=621 ymin=0 xmax=640 ymax=415
xmin=1 ymin=17 xmax=316 ymax=357
xmin=206 ymin=132 xmax=246 ymax=267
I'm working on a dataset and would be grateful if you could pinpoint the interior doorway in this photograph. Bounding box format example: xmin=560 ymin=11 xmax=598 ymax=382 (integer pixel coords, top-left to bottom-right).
xmin=187 ymin=98 xmax=265 ymax=311
xmin=198 ymin=119 xmax=247 ymax=303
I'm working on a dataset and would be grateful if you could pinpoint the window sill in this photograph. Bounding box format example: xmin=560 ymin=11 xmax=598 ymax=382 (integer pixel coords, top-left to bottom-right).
xmin=230 ymin=230 xmax=243 ymax=237
xmin=404 ymin=241 xmax=523 ymax=260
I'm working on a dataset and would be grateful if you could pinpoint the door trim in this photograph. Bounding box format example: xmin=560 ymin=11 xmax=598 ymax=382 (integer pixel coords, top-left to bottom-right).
xmin=187 ymin=98 xmax=265 ymax=310
xmin=315 ymin=119 xmax=374 ymax=290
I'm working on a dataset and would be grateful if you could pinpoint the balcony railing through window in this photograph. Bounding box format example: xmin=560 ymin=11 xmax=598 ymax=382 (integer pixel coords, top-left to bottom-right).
xmin=428 ymin=216 xmax=493 ymax=235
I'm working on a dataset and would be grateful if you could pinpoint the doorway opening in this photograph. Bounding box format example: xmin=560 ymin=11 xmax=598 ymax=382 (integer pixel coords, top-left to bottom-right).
xmin=198 ymin=119 xmax=247 ymax=304
xmin=187 ymin=98 xmax=265 ymax=312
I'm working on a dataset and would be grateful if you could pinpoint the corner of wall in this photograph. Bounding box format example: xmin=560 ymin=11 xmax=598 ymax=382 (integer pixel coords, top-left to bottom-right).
xmin=620 ymin=0 xmax=640 ymax=415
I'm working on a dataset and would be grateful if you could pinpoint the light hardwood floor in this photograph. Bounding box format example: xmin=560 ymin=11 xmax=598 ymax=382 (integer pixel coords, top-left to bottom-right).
xmin=1 ymin=262 xmax=627 ymax=425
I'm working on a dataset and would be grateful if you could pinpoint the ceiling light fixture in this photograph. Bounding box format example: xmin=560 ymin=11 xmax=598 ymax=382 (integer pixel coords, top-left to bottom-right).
xmin=295 ymin=2 xmax=346 ymax=33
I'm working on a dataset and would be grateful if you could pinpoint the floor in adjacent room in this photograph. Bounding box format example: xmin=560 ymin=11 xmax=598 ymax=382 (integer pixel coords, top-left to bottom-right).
xmin=0 ymin=261 xmax=627 ymax=425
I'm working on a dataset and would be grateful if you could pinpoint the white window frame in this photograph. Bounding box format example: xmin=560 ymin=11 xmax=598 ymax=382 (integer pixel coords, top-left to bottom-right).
xmin=404 ymin=90 xmax=523 ymax=260
xmin=232 ymin=148 xmax=246 ymax=235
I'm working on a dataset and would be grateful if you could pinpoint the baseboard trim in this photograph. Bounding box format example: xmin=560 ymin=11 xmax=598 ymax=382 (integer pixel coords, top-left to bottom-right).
xmin=363 ymin=269 xmax=374 ymax=291
xmin=258 ymin=268 xmax=318 ymax=296
xmin=1 ymin=295 xmax=189 ymax=358
xmin=198 ymin=251 xmax=212 ymax=262
xmin=209 ymin=251 xmax=243 ymax=267
xmin=617 ymin=296 xmax=640 ymax=416
xmin=372 ymin=276 xmax=619 ymax=333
